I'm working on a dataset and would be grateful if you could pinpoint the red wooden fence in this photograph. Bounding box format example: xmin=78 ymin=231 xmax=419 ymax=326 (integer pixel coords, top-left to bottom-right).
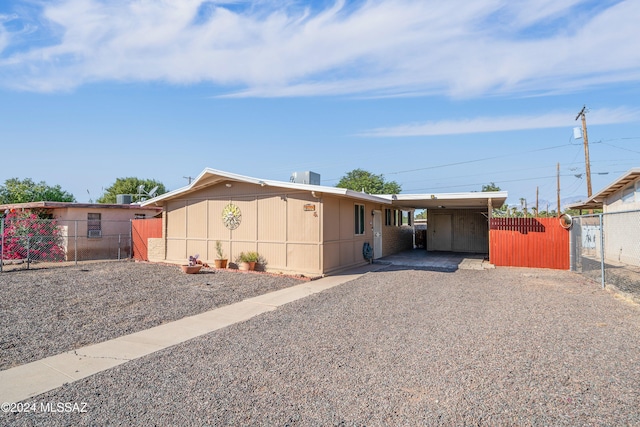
xmin=489 ymin=217 xmax=569 ymax=269
xmin=132 ymin=218 xmax=163 ymax=261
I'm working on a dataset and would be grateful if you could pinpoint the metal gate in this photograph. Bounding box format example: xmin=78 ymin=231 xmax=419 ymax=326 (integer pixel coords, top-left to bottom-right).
xmin=570 ymin=211 xmax=640 ymax=299
xmin=489 ymin=217 xmax=570 ymax=269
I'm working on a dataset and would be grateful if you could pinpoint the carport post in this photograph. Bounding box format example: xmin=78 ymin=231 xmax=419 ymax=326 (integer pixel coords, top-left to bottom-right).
xmin=487 ymin=198 xmax=493 ymax=262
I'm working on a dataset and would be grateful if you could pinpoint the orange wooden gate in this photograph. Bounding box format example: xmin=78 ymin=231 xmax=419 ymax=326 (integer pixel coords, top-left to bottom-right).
xmin=489 ymin=217 xmax=569 ymax=269
xmin=132 ymin=218 xmax=162 ymax=261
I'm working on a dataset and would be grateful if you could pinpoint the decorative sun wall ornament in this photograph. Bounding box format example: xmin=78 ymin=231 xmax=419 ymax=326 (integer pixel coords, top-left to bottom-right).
xmin=222 ymin=204 xmax=242 ymax=230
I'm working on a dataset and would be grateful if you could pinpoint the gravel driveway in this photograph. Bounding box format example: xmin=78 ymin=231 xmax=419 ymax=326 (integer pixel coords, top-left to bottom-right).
xmin=0 ymin=261 xmax=306 ymax=370
xmin=3 ymin=266 xmax=640 ymax=426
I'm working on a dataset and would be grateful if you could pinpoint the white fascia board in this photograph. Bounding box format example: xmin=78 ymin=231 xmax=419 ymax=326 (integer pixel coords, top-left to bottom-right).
xmin=379 ymin=191 xmax=508 ymax=201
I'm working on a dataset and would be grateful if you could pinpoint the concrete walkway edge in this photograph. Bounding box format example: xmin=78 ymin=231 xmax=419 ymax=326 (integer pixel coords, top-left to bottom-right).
xmin=0 ymin=264 xmax=382 ymax=404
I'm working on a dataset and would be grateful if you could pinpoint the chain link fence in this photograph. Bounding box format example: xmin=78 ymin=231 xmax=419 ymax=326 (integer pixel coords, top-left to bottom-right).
xmin=1 ymin=217 xmax=133 ymax=272
xmin=570 ymin=210 xmax=640 ymax=302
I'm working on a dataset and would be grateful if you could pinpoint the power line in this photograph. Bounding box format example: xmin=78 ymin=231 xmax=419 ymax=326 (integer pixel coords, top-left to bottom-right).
xmin=322 ymin=143 xmax=573 ymax=183
xmin=599 ymin=141 xmax=640 ymax=154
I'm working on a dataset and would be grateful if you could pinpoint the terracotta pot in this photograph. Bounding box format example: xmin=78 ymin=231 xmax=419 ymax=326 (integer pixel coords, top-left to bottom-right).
xmin=214 ymin=259 xmax=228 ymax=269
xmin=181 ymin=264 xmax=202 ymax=274
xmin=239 ymin=261 xmax=256 ymax=271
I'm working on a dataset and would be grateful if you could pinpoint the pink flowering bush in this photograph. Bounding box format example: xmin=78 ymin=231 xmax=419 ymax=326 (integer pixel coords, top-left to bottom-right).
xmin=1 ymin=210 xmax=65 ymax=261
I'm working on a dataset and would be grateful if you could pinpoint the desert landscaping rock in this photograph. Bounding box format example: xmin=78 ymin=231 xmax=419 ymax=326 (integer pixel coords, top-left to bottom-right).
xmin=3 ymin=266 xmax=640 ymax=426
xmin=0 ymin=261 xmax=306 ymax=370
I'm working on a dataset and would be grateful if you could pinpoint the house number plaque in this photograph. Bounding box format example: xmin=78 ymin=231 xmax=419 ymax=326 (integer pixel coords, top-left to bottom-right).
xmin=222 ymin=204 xmax=242 ymax=230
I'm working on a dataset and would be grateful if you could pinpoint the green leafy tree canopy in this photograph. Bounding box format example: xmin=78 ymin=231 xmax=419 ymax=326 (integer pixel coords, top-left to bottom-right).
xmin=97 ymin=177 xmax=167 ymax=203
xmin=482 ymin=182 xmax=501 ymax=192
xmin=336 ymin=169 xmax=401 ymax=195
xmin=0 ymin=178 xmax=75 ymax=204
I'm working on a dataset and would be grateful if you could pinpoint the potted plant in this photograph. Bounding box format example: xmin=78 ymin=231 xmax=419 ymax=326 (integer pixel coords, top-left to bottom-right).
xmin=181 ymin=254 xmax=203 ymax=274
xmin=214 ymin=241 xmax=228 ymax=269
xmin=236 ymin=251 xmax=260 ymax=271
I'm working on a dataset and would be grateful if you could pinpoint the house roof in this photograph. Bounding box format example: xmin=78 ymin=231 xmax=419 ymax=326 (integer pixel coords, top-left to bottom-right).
xmin=567 ymin=168 xmax=640 ymax=211
xmin=142 ymin=168 xmax=508 ymax=210
xmin=142 ymin=168 xmax=394 ymax=205
xmin=0 ymin=201 xmax=162 ymax=211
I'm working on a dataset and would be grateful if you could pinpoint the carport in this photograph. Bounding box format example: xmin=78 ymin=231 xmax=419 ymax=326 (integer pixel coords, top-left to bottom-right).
xmin=380 ymin=191 xmax=508 ymax=256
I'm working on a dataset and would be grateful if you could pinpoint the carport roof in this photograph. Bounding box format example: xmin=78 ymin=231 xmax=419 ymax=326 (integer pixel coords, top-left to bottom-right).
xmin=141 ymin=168 xmax=508 ymax=210
xmin=379 ymin=192 xmax=508 ymax=210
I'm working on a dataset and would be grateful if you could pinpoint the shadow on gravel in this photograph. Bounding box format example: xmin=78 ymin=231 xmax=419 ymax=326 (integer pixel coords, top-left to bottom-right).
xmin=375 ymin=263 xmax=458 ymax=273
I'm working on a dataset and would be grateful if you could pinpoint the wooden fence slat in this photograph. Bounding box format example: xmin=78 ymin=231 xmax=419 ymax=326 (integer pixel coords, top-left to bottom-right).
xmin=490 ymin=217 xmax=569 ymax=269
xmin=132 ymin=218 xmax=163 ymax=261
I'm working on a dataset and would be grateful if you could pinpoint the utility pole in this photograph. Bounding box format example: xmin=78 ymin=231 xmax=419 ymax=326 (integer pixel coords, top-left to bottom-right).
xmin=575 ymin=106 xmax=593 ymax=197
xmin=557 ymin=162 xmax=561 ymax=217
xmin=183 ymin=176 xmax=194 ymax=184
xmin=536 ymin=186 xmax=539 ymax=217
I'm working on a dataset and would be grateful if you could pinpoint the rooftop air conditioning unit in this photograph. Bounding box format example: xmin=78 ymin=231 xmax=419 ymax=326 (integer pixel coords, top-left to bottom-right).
xmin=290 ymin=171 xmax=320 ymax=185
xmin=116 ymin=194 xmax=132 ymax=204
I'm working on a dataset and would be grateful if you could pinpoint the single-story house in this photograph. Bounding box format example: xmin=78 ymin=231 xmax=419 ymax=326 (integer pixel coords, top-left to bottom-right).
xmin=141 ymin=168 xmax=507 ymax=276
xmin=0 ymin=201 xmax=162 ymax=260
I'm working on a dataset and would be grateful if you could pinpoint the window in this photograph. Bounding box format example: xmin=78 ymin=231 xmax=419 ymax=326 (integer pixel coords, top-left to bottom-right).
xmin=354 ymin=204 xmax=365 ymax=235
xmin=87 ymin=213 xmax=102 ymax=238
xmin=384 ymin=209 xmax=392 ymax=226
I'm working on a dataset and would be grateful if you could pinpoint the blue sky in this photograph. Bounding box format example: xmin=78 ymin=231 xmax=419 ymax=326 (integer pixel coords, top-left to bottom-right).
xmin=1 ymin=0 xmax=639 ymax=209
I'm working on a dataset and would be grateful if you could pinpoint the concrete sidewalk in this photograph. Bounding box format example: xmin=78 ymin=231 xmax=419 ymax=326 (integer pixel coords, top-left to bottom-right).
xmin=0 ymin=264 xmax=383 ymax=404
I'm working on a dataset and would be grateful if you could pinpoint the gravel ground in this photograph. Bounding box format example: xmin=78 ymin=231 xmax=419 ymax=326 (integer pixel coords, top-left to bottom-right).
xmin=0 ymin=261 xmax=306 ymax=370
xmin=4 ymin=266 xmax=640 ymax=426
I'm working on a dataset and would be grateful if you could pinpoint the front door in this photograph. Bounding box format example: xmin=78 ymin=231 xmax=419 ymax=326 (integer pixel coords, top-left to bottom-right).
xmin=373 ymin=210 xmax=382 ymax=259
xmin=431 ymin=214 xmax=452 ymax=251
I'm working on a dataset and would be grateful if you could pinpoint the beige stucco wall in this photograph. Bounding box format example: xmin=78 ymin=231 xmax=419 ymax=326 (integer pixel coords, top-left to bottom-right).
xmin=321 ymin=195 xmax=377 ymax=274
xmin=599 ymin=182 xmax=640 ymax=266
xmin=426 ymin=208 xmax=489 ymax=253
xmin=383 ymin=224 xmax=415 ymax=255
xmin=603 ymin=178 xmax=640 ymax=213
xmin=147 ymin=237 xmax=166 ymax=263
xmin=163 ymin=182 xmax=323 ymax=275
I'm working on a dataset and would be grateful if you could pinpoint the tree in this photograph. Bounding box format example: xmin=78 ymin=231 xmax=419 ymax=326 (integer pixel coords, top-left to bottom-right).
xmin=336 ymin=169 xmax=401 ymax=194
xmin=482 ymin=182 xmax=501 ymax=192
xmin=0 ymin=178 xmax=75 ymax=204
xmin=97 ymin=177 xmax=167 ymax=203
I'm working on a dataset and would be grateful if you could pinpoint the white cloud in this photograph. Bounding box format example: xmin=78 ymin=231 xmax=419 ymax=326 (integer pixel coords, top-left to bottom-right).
xmin=0 ymin=13 xmax=18 ymax=54
xmin=357 ymin=107 xmax=640 ymax=137
xmin=0 ymin=0 xmax=639 ymax=96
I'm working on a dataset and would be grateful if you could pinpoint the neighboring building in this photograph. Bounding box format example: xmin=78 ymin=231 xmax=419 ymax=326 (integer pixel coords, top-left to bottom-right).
xmin=568 ymin=168 xmax=640 ymax=268
xmin=569 ymin=168 xmax=640 ymax=213
xmin=0 ymin=201 xmax=162 ymax=260
xmin=142 ymin=168 xmax=507 ymax=276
